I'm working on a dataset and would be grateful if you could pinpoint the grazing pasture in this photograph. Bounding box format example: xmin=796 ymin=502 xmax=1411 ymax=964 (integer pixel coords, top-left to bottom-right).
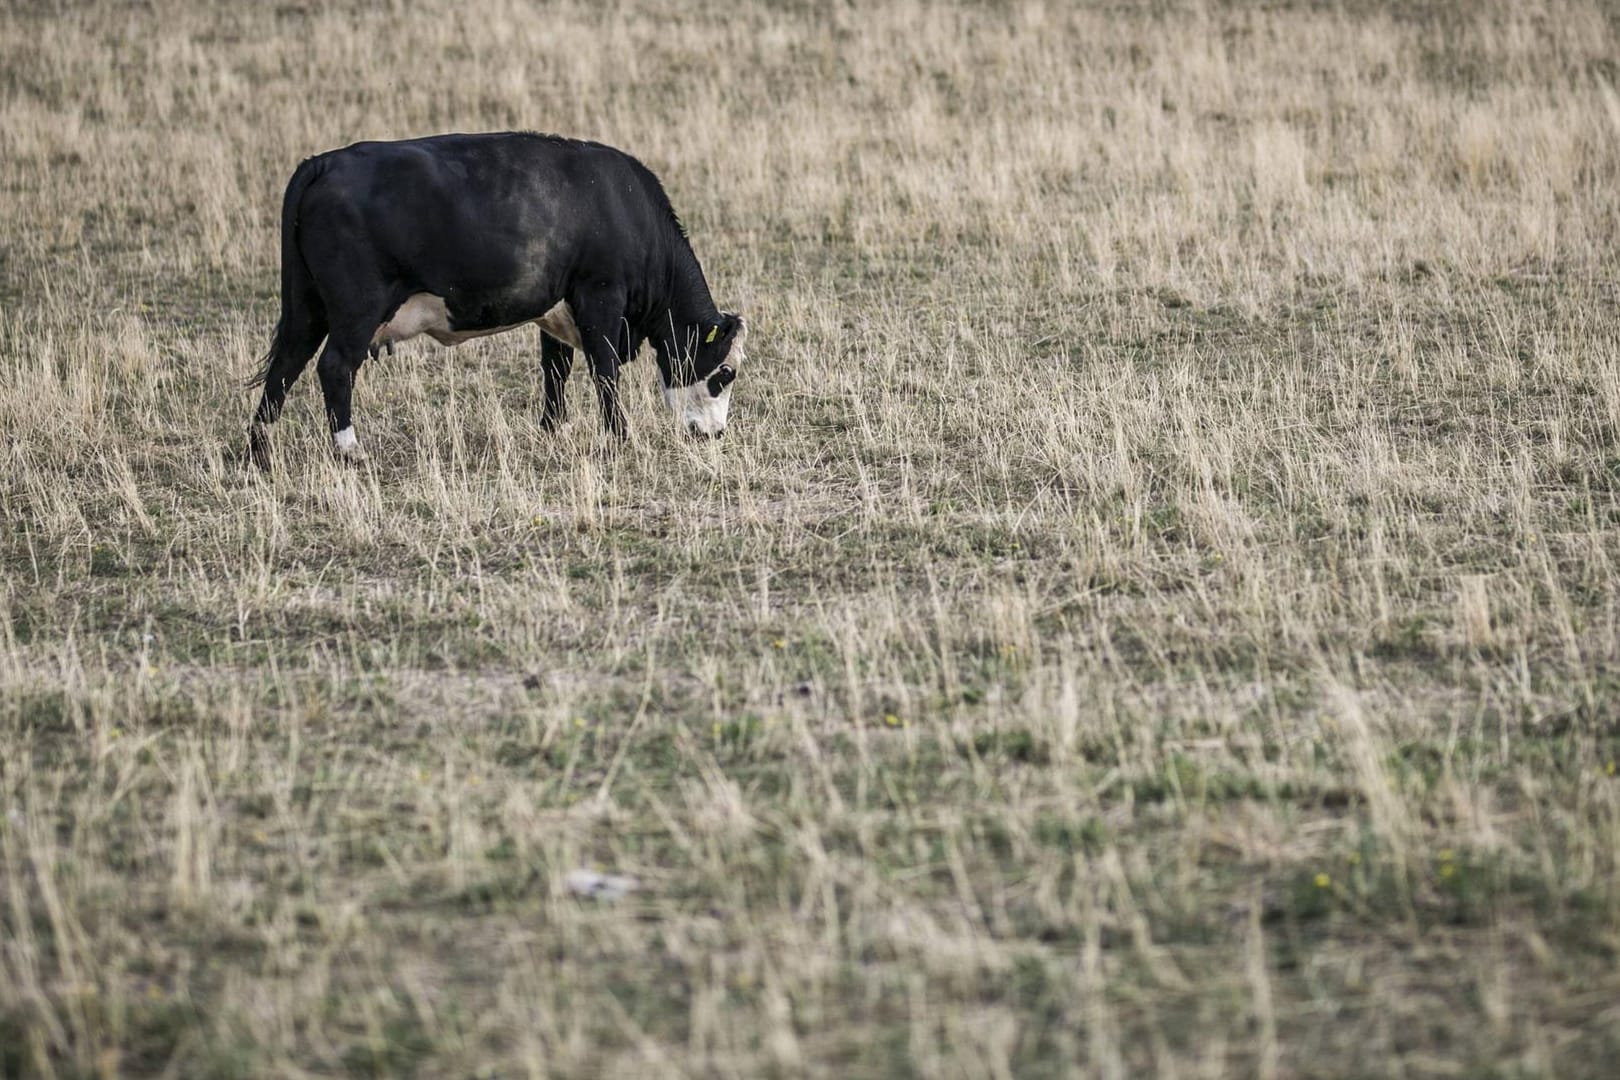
xmin=3 ymin=0 xmax=1620 ymax=1075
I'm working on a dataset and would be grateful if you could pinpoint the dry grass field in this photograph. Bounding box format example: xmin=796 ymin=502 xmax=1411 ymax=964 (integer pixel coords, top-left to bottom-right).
xmin=4 ymin=0 xmax=1620 ymax=1075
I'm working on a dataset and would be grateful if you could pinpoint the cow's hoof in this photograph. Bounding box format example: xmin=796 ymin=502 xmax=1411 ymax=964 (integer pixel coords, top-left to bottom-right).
xmin=246 ymin=425 xmax=273 ymax=472
xmin=332 ymin=427 xmax=366 ymax=463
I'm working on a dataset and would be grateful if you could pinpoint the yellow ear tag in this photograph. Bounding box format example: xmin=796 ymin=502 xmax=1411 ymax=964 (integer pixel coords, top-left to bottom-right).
xmin=705 ymin=325 xmax=719 ymax=344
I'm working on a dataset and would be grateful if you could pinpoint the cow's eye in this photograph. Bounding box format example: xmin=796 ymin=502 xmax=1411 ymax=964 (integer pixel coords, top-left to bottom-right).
xmin=706 ymin=365 xmax=736 ymax=397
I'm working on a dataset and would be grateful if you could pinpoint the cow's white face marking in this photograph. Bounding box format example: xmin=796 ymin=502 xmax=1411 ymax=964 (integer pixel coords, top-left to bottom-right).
xmin=663 ymin=378 xmax=731 ymax=437
xmin=333 ymin=426 xmax=362 ymax=457
xmin=664 ymin=318 xmax=744 ymax=437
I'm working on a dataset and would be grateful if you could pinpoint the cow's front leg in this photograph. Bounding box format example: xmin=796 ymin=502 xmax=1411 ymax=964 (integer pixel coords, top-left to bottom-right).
xmin=574 ymin=291 xmax=630 ymax=439
xmin=591 ymin=355 xmax=625 ymax=439
xmin=316 ymin=333 xmax=369 ymax=462
xmin=540 ymin=334 xmax=573 ymax=432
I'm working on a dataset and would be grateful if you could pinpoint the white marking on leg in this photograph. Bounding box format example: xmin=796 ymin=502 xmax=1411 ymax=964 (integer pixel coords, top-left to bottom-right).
xmin=333 ymin=426 xmax=361 ymax=457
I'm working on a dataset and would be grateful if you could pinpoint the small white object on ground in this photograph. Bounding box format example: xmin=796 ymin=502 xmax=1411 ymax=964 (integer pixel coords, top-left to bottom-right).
xmin=565 ymin=868 xmax=638 ymax=901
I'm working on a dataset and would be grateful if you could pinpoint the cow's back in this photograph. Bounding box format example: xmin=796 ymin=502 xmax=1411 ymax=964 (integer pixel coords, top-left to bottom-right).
xmin=303 ymin=134 xmax=670 ymax=293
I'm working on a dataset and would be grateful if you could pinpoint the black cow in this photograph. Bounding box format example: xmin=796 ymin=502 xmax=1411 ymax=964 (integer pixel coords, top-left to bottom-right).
xmin=246 ymin=132 xmax=745 ymax=467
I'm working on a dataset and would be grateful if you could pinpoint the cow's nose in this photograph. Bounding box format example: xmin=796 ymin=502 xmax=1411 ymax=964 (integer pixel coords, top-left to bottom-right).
xmin=688 ymin=422 xmax=710 ymax=439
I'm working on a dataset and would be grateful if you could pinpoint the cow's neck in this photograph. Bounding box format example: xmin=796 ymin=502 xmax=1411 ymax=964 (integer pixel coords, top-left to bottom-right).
xmin=652 ymin=241 xmax=720 ymax=383
xmin=666 ymin=240 xmax=718 ymax=332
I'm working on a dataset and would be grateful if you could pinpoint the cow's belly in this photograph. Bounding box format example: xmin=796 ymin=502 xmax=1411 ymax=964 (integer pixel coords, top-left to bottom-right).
xmin=372 ymin=293 xmax=581 ymax=350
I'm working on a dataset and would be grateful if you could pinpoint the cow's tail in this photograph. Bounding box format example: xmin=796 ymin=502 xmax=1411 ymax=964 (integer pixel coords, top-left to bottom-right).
xmin=247 ymin=154 xmax=329 ymax=388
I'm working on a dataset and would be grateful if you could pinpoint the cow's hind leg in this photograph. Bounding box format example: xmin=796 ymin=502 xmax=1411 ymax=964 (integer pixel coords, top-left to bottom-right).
xmin=540 ymin=334 xmax=573 ymax=431
xmin=315 ymin=330 xmax=371 ymax=462
xmin=248 ymin=303 xmax=327 ymax=470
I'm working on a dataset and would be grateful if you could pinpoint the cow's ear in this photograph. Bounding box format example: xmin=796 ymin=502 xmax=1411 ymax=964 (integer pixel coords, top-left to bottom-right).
xmin=720 ymin=311 xmax=747 ymax=354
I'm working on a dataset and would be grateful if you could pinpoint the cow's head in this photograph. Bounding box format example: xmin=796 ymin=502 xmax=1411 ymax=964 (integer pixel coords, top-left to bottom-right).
xmin=663 ymin=311 xmax=745 ymax=439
